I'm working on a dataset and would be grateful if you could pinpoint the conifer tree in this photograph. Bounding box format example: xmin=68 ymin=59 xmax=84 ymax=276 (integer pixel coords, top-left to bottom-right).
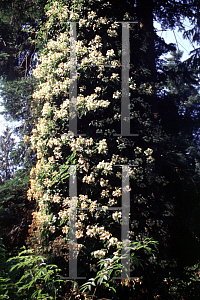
xmin=0 ymin=0 xmax=199 ymax=298
xmin=0 ymin=126 xmax=16 ymax=184
xmin=26 ymin=1 xmax=193 ymax=298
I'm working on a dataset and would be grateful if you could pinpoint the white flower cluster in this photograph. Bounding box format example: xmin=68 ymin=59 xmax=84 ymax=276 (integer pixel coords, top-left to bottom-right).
xmin=110 ymin=73 xmax=120 ymax=81
xmin=43 ymin=193 xmax=52 ymax=202
xmin=144 ymin=148 xmax=153 ymax=156
xmin=97 ymin=160 xmax=113 ymax=175
xmin=58 ymin=209 xmax=69 ymax=220
xmin=53 ymin=147 xmax=62 ymax=159
xmin=89 ymin=200 xmax=97 ymax=212
xmin=101 ymin=189 xmax=109 ymax=198
xmin=62 ymin=226 xmax=69 ymax=234
xmin=52 ymin=194 xmax=61 ymax=203
xmin=62 ymin=197 xmax=70 ymax=207
xmin=89 ymin=49 xmax=105 ymax=65
xmin=94 ymin=86 xmax=101 ymax=93
xmin=47 ymin=138 xmax=61 ymax=148
xmin=69 ymin=11 xmax=79 ymax=20
xmin=77 ymin=94 xmax=110 ymax=112
xmin=70 ymin=137 xmax=93 ymax=152
xmin=49 ymin=225 xmax=56 ymax=233
xmin=112 ymin=211 xmax=122 ymax=222
xmin=97 ymin=139 xmax=108 ymax=154
xmin=86 ymin=225 xmax=111 ymax=240
xmin=87 ymin=10 xmax=97 ymax=19
xmin=42 ymin=102 xmax=52 ymax=116
xmin=107 ymin=28 xmax=118 ymax=37
xmin=130 ymin=83 xmax=137 ymax=90
xmin=76 ymin=230 xmax=84 ymax=239
xmin=76 ymin=40 xmax=87 ymax=56
xmin=134 ymin=147 xmax=142 ymax=154
xmin=100 ymin=178 xmax=109 ymax=187
xmin=82 ymin=173 xmax=95 ymax=184
xmin=36 ymin=118 xmax=48 ymax=135
xmin=79 ymin=194 xmax=88 ymax=201
xmin=78 ymin=213 xmax=87 ymax=221
xmin=106 ymin=49 xmax=115 ymax=58
xmin=112 ymin=187 xmax=122 ymax=197
xmin=47 ymin=33 xmax=69 ymax=51
xmin=77 ymin=156 xmax=88 ymax=170
xmin=108 ymin=198 xmax=117 ymax=206
xmin=93 ymin=249 xmax=106 ymax=259
xmin=107 ymin=237 xmax=118 ymax=248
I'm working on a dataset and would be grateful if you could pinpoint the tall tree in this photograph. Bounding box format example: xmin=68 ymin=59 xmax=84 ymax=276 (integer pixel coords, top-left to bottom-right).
xmin=26 ymin=1 xmax=200 ymax=299
xmin=0 ymin=126 xmax=16 ymax=183
xmin=0 ymin=0 xmax=47 ymax=80
xmin=0 ymin=0 xmax=200 ymax=298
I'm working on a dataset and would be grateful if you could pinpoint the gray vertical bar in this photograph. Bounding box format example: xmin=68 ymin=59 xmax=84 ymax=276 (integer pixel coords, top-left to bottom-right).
xmin=121 ymin=165 xmax=130 ymax=278
xmin=113 ymin=165 xmax=133 ymax=280
xmin=69 ymin=165 xmax=77 ymax=278
xmin=69 ymin=22 xmax=77 ymax=135
xmin=68 ymin=165 xmax=85 ymax=279
xmin=114 ymin=22 xmax=138 ymax=137
xmin=121 ymin=23 xmax=130 ymax=136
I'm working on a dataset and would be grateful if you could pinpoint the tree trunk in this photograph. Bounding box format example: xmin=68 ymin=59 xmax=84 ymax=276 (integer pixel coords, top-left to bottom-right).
xmin=136 ymin=0 xmax=157 ymax=83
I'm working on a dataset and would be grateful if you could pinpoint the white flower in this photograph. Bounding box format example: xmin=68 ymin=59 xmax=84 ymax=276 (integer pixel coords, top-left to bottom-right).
xmin=69 ymin=11 xmax=79 ymax=20
xmin=42 ymin=102 xmax=51 ymax=116
xmin=62 ymin=226 xmax=69 ymax=234
xmin=94 ymin=87 xmax=101 ymax=93
xmin=49 ymin=225 xmax=55 ymax=233
xmin=113 ymin=91 xmax=121 ymax=99
xmin=112 ymin=211 xmax=122 ymax=222
xmin=108 ymin=198 xmax=117 ymax=206
xmin=110 ymin=73 xmax=120 ymax=81
xmin=76 ymin=230 xmax=84 ymax=239
xmin=107 ymin=28 xmax=118 ymax=37
xmin=88 ymin=11 xmax=96 ymax=19
xmin=130 ymin=83 xmax=137 ymax=90
xmin=52 ymin=194 xmax=61 ymax=203
xmin=89 ymin=201 xmax=97 ymax=212
xmin=144 ymin=148 xmax=153 ymax=156
xmin=97 ymin=139 xmax=107 ymax=154
xmin=112 ymin=188 xmax=122 ymax=197
xmin=79 ymin=213 xmax=87 ymax=221
xmin=106 ymin=49 xmax=115 ymax=58
xmin=101 ymin=189 xmax=109 ymax=198
xmin=108 ymin=237 xmax=118 ymax=248
xmin=93 ymin=249 xmax=106 ymax=259
xmin=100 ymin=178 xmax=109 ymax=187
xmin=79 ymin=19 xmax=87 ymax=28
xmin=134 ymin=147 xmax=142 ymax=154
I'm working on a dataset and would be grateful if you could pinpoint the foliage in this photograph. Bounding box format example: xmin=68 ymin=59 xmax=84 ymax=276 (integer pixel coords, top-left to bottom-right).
xmin=0 ymin=239 xmax=158 ymax=300
xmin=79 ymin=238 xmax=158 ymax=299
xmin=0 ymin=0 xmax=47 ymax=80
xmin=22 ymin=2 xmax=168 ymax=300
xmin=0 ymin=247 xmax=64 ymax=299
xmin=1 ymin=0 xmax=200 ymax=299
xmin=0 ymin=127 xmax=16 ymax=184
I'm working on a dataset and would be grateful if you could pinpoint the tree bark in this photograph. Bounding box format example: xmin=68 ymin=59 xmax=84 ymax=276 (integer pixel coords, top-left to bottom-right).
xmin=136 ymin=0 xmax=157 ymax=83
